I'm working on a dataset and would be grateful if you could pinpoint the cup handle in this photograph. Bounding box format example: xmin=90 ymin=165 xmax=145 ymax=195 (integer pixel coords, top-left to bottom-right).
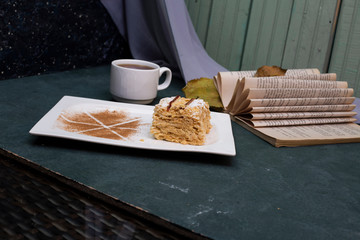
xmin=158 ymin=67 xmax=172 ymax=90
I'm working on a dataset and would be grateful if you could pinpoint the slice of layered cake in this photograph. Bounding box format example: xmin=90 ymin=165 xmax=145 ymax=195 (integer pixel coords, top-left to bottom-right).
xmin=150 ymin=96 xmax=212 ymax=145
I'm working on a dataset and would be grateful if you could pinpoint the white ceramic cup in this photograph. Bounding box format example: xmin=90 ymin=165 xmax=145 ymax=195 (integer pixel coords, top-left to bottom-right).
xmin=110 ymin=59 xmax=172 ymax=104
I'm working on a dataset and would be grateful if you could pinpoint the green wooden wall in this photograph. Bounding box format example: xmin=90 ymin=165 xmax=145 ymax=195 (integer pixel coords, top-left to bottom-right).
xmin=185 ymin=0 xmax=360 ymax=97
xmin=329 ymin=0 xmax=360 ymax=97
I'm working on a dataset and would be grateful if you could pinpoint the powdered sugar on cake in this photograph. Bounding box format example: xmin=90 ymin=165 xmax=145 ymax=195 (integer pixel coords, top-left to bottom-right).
xmin=158 ymin=96 xmax=207 ymax=108
xmin=158 ymin=96 xmax=208 ymax=119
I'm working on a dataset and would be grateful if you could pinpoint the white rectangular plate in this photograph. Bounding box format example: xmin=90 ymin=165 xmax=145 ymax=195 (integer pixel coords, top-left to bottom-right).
xmin=29 ymin=96 xmax=236 ymax=156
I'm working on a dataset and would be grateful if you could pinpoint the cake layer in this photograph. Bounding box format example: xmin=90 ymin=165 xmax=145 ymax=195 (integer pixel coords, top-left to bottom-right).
xmin=150 ymin=96 xmax=211 ymax=145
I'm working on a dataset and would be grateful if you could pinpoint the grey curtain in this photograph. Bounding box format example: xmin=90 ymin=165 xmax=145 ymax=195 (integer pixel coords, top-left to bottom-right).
xmin=100 ymin=0 xmax=227 ymax=82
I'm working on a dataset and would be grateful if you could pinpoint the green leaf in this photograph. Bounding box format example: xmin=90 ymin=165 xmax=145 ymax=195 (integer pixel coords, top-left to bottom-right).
xmin=182 ymin=78 xmax=224 ymax=112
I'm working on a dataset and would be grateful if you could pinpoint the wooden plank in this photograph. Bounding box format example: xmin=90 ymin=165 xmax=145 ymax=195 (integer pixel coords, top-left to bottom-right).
xmin=282 ymin=0 xmax=338 ymax=72
xmin=205 ymin=0 xmax=252 ymax=70
xmin=328 ymin=0 xmax=360 ymax=97
xmin=241 ymin=0 xmax=294 ymax=70
xmin=186 ymin=0 xmax=359 ymax=98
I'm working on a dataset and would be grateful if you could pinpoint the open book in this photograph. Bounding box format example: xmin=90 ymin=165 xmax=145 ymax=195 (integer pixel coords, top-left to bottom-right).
xmin=214 ymin=68 xmax=360 ymax=147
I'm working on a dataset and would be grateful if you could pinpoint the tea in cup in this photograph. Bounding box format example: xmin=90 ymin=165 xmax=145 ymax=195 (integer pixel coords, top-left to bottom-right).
xmin=110 ymin=59 xmax=172 ymax=104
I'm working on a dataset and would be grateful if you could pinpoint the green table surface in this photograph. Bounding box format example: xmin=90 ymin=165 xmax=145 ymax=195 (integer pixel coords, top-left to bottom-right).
xmin=1 ymin=65 xmax=359 ymax=240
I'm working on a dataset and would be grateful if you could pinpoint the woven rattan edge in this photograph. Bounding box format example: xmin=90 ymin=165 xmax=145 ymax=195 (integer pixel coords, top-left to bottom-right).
xmin=0 ymin=147 xmax=212 ymax=240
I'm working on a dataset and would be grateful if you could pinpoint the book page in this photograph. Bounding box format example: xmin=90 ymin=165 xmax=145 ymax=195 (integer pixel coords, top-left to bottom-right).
xmin=285 ymin=68 xmax=320 ymax=75
xmin=244 ymin=73 xmax=336 ymax=81
xmin=231 ymin=77 xmax=348 ymax=112
xmin=228 ymin=88 xmax=354 ymax=114
xmin=215 ymin=68 xmax=321 ymax=108
xmin=250 ymin=104 xmax=356 ymax=113
xmin=240 ymin=78 xmax=347 ymax=93
xmin=233 ymin=118 xmax=360 ymax=147
xmin=233 ymin=97 xmax=355 ymax=114
xmin=214 ymin=71 xmax=254 ymax=108
xmin=237 ymin=117 xmax=357 ymax=127
xmin=247 ymin=97 xmax=355 ymax=108
xmin=247 ymin=88 xmax=354 ymax=99
xmin=243 ymin=111 xmax=357 ymax=120
xmin=257 ymin=123 xmax=360 ymax=147
xmin=229 ymin=96 xmax=355 ymax=116
xmin=227 ymin=81 xmax=351 ymax=114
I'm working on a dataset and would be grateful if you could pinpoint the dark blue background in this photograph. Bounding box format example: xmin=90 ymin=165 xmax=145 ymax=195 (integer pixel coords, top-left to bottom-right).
xmin=0 ymin=0 xmax=131 ymax=80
